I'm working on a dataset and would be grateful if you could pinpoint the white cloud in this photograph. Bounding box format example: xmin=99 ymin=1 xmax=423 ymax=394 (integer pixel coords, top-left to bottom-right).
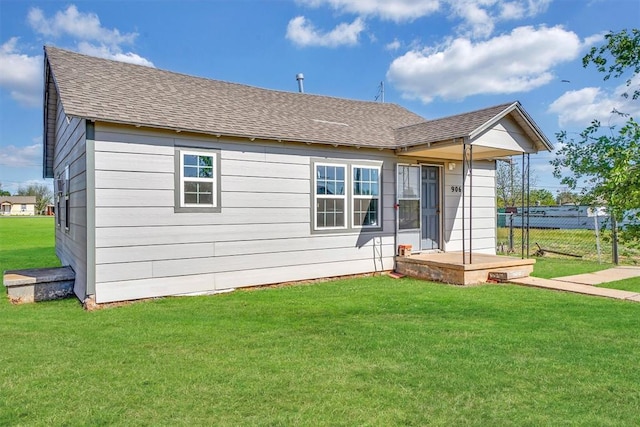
xmin=28 ymin=5 xmax=154 ymax=67
xmin=286 ymin=16 xmax=365 ymax=47
xmin=28 ymin=5 xmax=137 ymax=46
xmin=387 ymin=25 xmax=582 ymax=103
xmin=0 ymin=143 xmax=42 ymax=168
xmin=385 ymin=38 xmax=402 ymax=51
xmin=450 ymin=0 xmax=551 ymax=39
xmin=548 ymin=75 xmax=640 ymax=127
xmin=297 ymin=0 xmax=440 ymax=22
xmin=295 ymin=0 xmax=550 ymax=37
xmin=449 ymin=1 xmax=495 ymax=39
xmin=77 ymin=42 xmax=154 ymax=67
xmin=0 ymin=38 xmax=42 ymax=107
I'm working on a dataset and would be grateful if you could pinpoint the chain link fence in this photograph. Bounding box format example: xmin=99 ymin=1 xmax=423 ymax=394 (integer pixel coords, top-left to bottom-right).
xmin=497 ymin=207 xmax=640 ymax=265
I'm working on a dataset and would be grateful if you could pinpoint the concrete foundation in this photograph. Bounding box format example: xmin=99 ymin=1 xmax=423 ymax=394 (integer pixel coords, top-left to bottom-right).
xmin=4 ymin=266 xmax=75 ymax=303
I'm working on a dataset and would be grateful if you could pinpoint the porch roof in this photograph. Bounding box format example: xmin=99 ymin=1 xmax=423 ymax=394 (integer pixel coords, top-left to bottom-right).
xmin=394 ymin=102 xmax=553 ymax=160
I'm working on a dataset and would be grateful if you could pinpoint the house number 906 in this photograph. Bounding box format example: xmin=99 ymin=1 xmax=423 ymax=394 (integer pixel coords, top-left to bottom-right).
xmin=450 ymin=185 xmax=462 ymax=193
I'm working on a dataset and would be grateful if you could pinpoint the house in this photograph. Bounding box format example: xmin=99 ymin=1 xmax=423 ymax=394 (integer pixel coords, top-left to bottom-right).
xmin=42 ymin=46 xmax=553 ymax=304
xmin=1 ymin=196 xmax=37 ymax=216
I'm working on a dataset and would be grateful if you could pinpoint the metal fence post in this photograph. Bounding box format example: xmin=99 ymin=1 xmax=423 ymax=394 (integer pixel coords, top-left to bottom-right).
xmin=509 ymin=213 xmax=514 ymax=253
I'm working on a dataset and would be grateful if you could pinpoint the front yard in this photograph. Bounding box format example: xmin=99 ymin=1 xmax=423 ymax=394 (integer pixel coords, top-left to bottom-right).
xmin=1 ymin=217 xmax=639 ymax=425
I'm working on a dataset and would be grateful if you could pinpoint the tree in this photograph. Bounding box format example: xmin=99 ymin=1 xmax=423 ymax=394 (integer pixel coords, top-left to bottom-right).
xmin=16 ymin=183 xmax=52 ymax=215
xmin=496 ymin=159 xmax=538 ymax=207
xmin=0 ymin=182 xmax=10 ymax=197
xmin=583 ymin=28 xmax=640 ymax=100
xmin=555 ymin=189 xmax=581 ymax=206
xmin=529 ymin=189 xmax=555 ymax=206
xmin=552 ymin=29 xmax=640 ymax=244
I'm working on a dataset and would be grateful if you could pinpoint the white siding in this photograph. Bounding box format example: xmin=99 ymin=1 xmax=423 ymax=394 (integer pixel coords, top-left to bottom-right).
xmin=93 ymin=124 xmax=397 ymax=303
xmin=442 ymin=160 xmax=496 ymax=253
xmin=53 ymin=100 xmax=88 ymax=299
xmin=473 ymin=116 xmax=537 ymax=154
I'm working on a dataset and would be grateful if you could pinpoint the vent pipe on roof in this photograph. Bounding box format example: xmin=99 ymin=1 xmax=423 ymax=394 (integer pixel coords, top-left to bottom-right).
xmin=296 ymin=73 xmax=304 ymax=93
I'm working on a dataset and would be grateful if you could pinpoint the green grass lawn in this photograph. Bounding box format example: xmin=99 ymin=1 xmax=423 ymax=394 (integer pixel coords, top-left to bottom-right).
xmin=530 ymin=257 xmax=613 ymax=279
xmin=1 ymin=217 xmax=639 ymax=425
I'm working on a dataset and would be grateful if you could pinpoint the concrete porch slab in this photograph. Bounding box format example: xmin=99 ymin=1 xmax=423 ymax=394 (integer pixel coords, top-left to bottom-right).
xmin=395 ymin=252 xmax=535 ymax=285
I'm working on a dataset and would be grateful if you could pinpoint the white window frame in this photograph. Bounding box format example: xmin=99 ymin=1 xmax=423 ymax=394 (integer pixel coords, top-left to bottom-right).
xmin=352 ymin=165 xmax=381 ymax=229
xmin=179 ymin=150 xmax=217 ymax=209
xmin=314 ymin=163 xmax=348 ymax=230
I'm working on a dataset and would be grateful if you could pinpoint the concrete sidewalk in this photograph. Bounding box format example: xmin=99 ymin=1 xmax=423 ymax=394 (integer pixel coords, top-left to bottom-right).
xmin=509 ymin=266 xmax=640 ymax=302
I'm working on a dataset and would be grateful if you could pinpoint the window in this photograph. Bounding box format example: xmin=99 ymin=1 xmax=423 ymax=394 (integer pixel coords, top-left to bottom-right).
xmin=315 ymin=164 xmax=346 ymax=229
xmin=397 ymin=165 xmax=420 ymax=230
xmin=64 ymin=165 xmax=70 ymax=230
xmin=353 ymin=166 xmax=380 ymax=228
xmin=21 ymin=204 xmax=27 ymax=212
xmin=312 ymin=160 xmax=383 ymax=232
xmin=175 ymin=148 xmax=221 ymax=213
xmin=56 ymin=173 xmax=61 ymax=228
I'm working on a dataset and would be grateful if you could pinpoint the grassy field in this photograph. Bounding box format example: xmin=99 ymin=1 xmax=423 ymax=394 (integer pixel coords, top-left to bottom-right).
xmin=1 ymin=217 xmax=639 ymax=425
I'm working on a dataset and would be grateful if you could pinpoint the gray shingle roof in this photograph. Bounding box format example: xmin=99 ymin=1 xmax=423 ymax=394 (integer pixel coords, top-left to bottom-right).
xmin=1 ymin=196 xmax=37 ymax=204
xmin=45 ymin=46 xmax=426 ymax=148
xmin=394 ymin=103 xmax=515 ymax=147
xmin=44 ymin=46 xmax=552 ymax=154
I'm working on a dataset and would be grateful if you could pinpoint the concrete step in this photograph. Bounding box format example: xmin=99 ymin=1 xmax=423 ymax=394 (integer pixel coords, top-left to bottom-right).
xmin=4 ymin=266 xmax=75 ymax=303
xmin=488 ymin=269 xmax=530 ymax=282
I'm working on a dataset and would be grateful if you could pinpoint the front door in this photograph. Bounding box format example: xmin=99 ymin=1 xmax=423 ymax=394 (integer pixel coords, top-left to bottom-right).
xmin=421 ymin=166 xmax=440 ymax=250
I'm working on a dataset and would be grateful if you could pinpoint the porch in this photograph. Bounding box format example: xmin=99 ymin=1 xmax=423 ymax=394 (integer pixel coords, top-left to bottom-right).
xmin=394 ymin=252 xmax=535 ymax=285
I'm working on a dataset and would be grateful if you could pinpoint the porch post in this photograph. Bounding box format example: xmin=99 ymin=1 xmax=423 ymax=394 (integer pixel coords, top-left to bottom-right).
xmin=520 ymin=153 xmax=525 ymax=259
xmin=462 ymin=140 xmax=473 ymax=264
xmin=526 ymin=153 xmax=530 ymax=258
xmin=469 ymin=143 xmax=473 ymax=264
xmin=462 ymin=142 xmax=466 ymax=264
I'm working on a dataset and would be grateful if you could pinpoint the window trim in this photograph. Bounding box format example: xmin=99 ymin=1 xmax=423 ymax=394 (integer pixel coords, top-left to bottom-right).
xmin=174 ymin=147 xmax=222 ymax=213
xmin=314 ymin=162 xmax=348 ymax=230
xmin=352 ymin=165 xmax=381 ymax=229
xmin=311 ymin=159 xmax=383 ymax=234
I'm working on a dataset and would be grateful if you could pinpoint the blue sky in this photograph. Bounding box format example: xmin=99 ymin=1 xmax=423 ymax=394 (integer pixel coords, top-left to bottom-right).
xmin=1 ymin=0 xmax=638 ymax=196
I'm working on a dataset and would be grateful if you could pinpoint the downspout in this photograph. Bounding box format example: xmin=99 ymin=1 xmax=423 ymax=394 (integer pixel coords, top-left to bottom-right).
xmin=85 ymin=121 xmax=97 ymax=299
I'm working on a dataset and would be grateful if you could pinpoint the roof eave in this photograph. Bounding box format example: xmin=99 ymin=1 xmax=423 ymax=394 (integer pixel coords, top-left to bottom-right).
xmin=83 ymin=117 xmax=397 ymax=151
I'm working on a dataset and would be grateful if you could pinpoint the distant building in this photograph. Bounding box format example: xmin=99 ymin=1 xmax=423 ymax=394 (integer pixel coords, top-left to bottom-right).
xmin=0 ymin=196 xmax=37 ymax=216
